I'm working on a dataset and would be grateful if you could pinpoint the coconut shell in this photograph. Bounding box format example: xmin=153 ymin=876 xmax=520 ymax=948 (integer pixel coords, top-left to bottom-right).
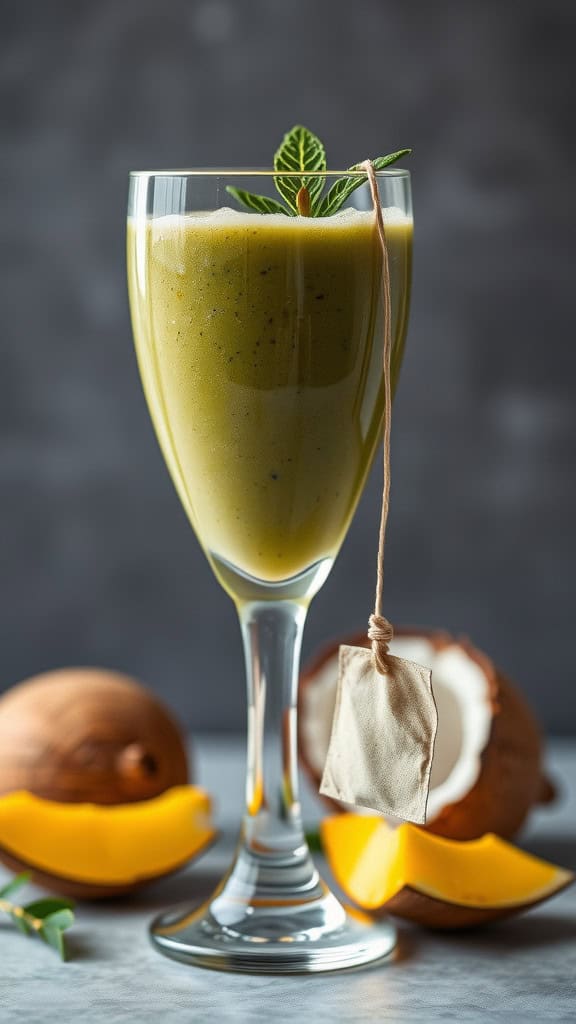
xmin=0 ymin=668 xmax=189 ymax=804
xmin=299 ymin=628 xmax=554 ymax=841
xmin=379 ymin=884 xmax=573 ymax=930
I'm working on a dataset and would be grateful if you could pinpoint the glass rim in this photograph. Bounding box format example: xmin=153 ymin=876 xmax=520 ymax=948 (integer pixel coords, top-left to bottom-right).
xmin=128 ymin=167 xmax=411 ymax=179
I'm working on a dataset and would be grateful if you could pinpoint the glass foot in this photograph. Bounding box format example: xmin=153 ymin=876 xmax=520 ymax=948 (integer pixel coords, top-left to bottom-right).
xmin=150 ymin=887 xmax=396 ymax=974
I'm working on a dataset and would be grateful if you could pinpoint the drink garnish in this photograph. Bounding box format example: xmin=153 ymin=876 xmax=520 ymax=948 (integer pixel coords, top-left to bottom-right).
xmin=226 ymin=125 xmax=410 ymax=217
xmin=0 ymin=872 xmax=74 ymax=960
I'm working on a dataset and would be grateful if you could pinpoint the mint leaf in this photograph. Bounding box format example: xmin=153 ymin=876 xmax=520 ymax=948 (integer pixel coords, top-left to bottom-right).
xmin=33 ymin=905 xmax=74 ymax=961
xmin=0 ymin=872 xmax=31 ymax=899
xmin=23 ymin=898 xmax=75 ymax=919
xmin=371 ymin=151 xmax=412 ymax=170
xmin=0 ymin=873 xmax=75 ymax=960
xmin=274 ymin=125 xmax=326 ymax=214
xmin=40 ymin=921 xmax=67 ymax=959
xmin=9 ymin=909 xmax=31 ymax=935
xmin=225 ymin=134 xmax=411 ymax=217
xmin=40 ymin=908 xmax=75 ymax=930
xmin=225 ymin=186 xmax=289 ymax=216
xmin=316 ymin=149 xmax=411 ymax=217
xmin=39 ymin=908 xmax=75 ymax=960
xmin=315 ymin=177 xmax=362 ymax=218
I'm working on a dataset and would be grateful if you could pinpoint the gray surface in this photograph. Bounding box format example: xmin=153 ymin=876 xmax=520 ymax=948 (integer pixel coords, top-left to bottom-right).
xmin=1 ymin=1 xmax=576 ymax=732
xmin=1 ymin=736 xmax=575 ymax=1023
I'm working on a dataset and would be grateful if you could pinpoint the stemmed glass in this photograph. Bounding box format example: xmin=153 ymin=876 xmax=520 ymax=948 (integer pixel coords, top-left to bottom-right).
xmin=127 ymin=169 xmax=412 ymax=972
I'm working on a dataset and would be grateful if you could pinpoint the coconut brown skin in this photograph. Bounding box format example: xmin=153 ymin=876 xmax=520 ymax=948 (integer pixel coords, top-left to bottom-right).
xmin=374 ymin=881 xmax=573 ymax=930
xmin=299 ymin=628 xmax=554 ymax=841
xmin=0 ymin=668 xmax=189 ymax=804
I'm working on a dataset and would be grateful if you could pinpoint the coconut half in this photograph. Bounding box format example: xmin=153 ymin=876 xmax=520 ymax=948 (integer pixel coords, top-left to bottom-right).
xmin=299 ymin=629 xmax=554 ymax=840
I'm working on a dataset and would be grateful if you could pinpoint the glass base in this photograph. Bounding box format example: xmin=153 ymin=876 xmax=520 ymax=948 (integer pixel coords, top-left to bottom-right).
xmin=150 ymin=894 xmax=396 ymax=974
xmin=151 ymin=820 xmax=395 ymax=973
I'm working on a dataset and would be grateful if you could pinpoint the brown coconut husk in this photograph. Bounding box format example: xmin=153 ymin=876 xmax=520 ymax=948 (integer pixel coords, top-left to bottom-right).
xmin=0 ymin=668 xmax=189 ymax=804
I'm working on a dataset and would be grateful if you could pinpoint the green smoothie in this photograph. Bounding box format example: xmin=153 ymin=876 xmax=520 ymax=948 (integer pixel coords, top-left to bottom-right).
xmin=127 ymin=208 xmax=412 ymax=586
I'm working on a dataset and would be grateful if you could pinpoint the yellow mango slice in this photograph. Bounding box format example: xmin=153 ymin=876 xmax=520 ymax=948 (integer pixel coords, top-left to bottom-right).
xmin=0 ymin=786 xmax=214 ymax=887
xmin=321 ymin=815 xmax=573 ymax=928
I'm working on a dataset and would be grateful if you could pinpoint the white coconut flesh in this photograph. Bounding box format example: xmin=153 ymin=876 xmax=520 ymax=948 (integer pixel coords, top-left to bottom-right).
xmin=300 ymin=636 xmax=493 ymax=821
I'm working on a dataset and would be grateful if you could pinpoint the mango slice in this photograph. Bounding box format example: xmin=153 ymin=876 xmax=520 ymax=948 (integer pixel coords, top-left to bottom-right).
xmin=321 ymin=815 xmax=573 ymax=928
xmin=0 ymin=785 xmax=214 ymax=891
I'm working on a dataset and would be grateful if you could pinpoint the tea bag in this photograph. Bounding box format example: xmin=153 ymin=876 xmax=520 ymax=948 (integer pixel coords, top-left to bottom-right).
xmin=320 ymin=162 xmax=437 ymax=823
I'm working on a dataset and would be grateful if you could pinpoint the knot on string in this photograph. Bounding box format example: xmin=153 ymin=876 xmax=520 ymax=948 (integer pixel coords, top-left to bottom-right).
xmin=368 ymin=614 xmax=394 ymax=675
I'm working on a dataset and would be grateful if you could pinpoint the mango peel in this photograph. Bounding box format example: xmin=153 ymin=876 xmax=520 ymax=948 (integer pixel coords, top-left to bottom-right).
xmin=0 ymin=785 xmax=215 ymax=899
xmin=321 ymin=815 xmax=573 ymax=929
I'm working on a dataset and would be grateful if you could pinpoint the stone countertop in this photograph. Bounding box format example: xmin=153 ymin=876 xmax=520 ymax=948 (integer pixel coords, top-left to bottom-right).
xmin=1 ymin=737 xmax=575 ymax=1024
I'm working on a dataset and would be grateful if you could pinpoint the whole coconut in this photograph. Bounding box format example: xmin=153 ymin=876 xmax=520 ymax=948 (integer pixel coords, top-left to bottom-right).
xmin=0 ymin=668 xmax=189 ymax=805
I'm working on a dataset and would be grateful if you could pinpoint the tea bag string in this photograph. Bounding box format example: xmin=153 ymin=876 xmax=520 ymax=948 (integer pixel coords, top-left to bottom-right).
xmin=361 ymin=159 xmax=394 ymax=675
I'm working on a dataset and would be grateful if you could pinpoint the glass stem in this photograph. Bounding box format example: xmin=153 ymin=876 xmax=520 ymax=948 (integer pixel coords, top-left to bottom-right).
xmin=238 ymin=599 xmax=307 ymax=856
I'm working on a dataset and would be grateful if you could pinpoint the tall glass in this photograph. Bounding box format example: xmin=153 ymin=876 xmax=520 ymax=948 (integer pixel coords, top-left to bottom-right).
xmin=127 ymin=169 xmax=412 ymax=972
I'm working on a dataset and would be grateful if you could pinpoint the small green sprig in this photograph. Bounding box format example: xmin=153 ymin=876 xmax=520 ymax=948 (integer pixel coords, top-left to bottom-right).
xmin=0 ymin=872 xmax=75 ymax=960
xmin=226 ymin=125 xmax=411 ymax=217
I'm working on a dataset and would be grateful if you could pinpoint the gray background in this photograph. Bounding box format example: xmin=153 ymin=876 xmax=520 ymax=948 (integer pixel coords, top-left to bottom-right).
xmin=1 ymin=0 xmax=575 ymax=733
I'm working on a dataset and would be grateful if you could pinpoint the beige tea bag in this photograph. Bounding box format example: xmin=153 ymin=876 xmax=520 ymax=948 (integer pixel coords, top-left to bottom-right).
xmin=320 ymin=162 xmax=437 ymax=823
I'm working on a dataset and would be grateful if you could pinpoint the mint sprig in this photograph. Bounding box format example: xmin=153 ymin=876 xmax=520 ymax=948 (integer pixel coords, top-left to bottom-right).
xmin=0 ymin=872 xmax=75 ymax=960
xmin=225 ymin=126 xmax=411 ymax=217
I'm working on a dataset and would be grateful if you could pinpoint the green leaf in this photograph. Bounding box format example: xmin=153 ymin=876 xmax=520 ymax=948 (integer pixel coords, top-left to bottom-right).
xmin=225 ymin=186 xmax=289 ymax=216
xmin=40 ymin=921 xmax=67 ymax=960
xmin=371 ymin=151 xmax=412 ymax=171
xmin=37 ymin=909 xmax=74 ymax=961
xmin=43 ymin=908 xmax=75 ymax=930
xmin=273 ymin=125 xmax=326 ymax=213
xmin=0 ymin=872 xmax=31 ymax=899
xmin=316 ymin=149 xmax=412 ymax=217
xmin=0 ymin=872 xmax=74 ymax=960
xmin=315 ymin=176 xmax=362 ymax=218
xmin=225 ymin=133 xmax=411 ymax=218
xmin=23 ymin=898 xmax=75 ymax=919
xmin=9 ymin=910 xmax=31 ymax=935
